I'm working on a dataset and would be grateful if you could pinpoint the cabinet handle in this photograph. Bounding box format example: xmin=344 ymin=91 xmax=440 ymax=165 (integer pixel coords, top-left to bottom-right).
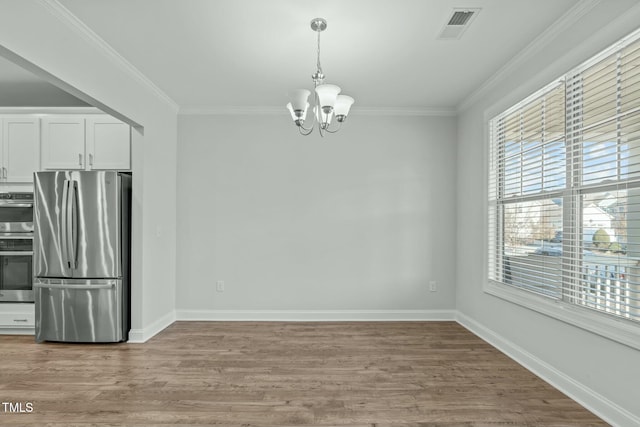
xmin=89 ymin=154 xmax=93 ymax=166
xmin=3 ymin=167 xmax=6 ymax=179
xmin=79 ymin=153 xmax=83 ymax=166
xmin=13 ymin=319 xmax=29 ymax=323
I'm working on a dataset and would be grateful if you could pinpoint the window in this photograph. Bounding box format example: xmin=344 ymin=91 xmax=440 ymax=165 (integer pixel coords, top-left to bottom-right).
xmin=488 ymin=31 xmax=640 ymax=333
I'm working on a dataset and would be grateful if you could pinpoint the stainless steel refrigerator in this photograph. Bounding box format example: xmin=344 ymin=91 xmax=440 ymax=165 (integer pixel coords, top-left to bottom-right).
xmin=33 ymin=171 xmax=132 ymax=343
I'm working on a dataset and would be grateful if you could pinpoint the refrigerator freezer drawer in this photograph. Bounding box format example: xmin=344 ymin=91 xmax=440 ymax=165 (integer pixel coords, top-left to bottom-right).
xmin=34 ymin=279 xmax=125 ymax=343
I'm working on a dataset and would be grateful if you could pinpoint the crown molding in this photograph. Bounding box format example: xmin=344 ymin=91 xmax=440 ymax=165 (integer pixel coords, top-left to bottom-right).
xmin=179 ymin=105 xmax=457 ymax=117
xmin=0 ymin=106 xmax=102 ymax=114
xmin=37 ymin=0 xmax=179 ymax=113
xmin=179 ymin=106 xmax=285 ymax=116
xmin=456 ymin=0 xmax=601 ymax=113
xmin=355 ymin=107 xmax=457 ymax=117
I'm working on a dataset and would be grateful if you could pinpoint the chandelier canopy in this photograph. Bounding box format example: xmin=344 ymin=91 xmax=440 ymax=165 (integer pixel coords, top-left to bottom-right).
xmin=286 ymin=18 xmax=354 ymax=136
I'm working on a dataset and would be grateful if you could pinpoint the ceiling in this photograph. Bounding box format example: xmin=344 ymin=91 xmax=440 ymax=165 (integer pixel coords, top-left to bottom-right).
xmin=0 ymin=0 xmax=614 ymax=111
xmin=0 ymin=55 xmax=88 ymax=107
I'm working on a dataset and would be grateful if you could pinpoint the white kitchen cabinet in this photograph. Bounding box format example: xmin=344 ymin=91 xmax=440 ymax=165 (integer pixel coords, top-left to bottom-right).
xmin=41 ymin=115 xmax=130 ymax=171
xmin=0 ymin=117 xmax=40 ymax=183
xmin=86 ymin=116 xmax=131 ymax=170
xmin=0 ymin=303 xmax=35 ymax=335
xmin=41 ymin=116 xmax=86 ymax=170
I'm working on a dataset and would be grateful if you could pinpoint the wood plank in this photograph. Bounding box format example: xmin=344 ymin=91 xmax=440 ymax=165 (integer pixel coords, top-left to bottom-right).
xmin=0 ymin=321 xmax=606 ymax=426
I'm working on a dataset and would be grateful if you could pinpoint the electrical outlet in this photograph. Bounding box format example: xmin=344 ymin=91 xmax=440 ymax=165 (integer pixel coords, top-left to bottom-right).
xmin=216 ymin=280 xmax=225 ymax=292
xmin=429 ymin=281 xmax=437 ymax=292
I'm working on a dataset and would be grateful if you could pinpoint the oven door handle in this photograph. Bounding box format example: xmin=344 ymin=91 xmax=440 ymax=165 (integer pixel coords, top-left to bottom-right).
xmin=34 ymin=283 xmax=115 ymax=290
xmin=0 ymin=234 xmax=34 ymax=239
xmin=0 ymin=251 xmax=33 ymax=256
xmin=0 ymin=202 xmax=33 ymax=208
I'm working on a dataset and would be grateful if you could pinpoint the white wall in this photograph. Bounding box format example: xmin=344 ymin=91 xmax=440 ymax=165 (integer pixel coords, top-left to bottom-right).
xmin=456 ymin=1 xmax=640 ymax=424
xmin=0 ymin=1 xmax=178 ymax=339
xmin=176 ymin=114 xmax=456 ymax=318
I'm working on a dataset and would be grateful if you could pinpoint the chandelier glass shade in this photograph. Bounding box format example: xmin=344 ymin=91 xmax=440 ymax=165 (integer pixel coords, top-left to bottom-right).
xmin=286 ymin=18 xmax=354 ymax=136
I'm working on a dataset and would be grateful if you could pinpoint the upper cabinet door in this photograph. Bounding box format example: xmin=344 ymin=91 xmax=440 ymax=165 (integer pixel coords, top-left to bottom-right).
xmin=86 ymin=117 xmax=131 ymax=171
xmin=2 ymin=117 xmax=40 ymax=183
xmin=41 ymin=116 xmax=86 ymax=170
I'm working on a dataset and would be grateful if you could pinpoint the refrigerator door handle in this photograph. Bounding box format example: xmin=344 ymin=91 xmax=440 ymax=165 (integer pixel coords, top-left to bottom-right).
xmin=61 ymin=179 xmax=70 ymax=268
xmin=34 ymin=283 xmax=115 ymax=290
xmin=66 ymin=180 xmax=78 ymax=270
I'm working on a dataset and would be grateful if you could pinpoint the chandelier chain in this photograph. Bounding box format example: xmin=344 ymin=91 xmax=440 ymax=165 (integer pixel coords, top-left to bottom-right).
xmin=316 ymin=28 xmax=323 ymax=78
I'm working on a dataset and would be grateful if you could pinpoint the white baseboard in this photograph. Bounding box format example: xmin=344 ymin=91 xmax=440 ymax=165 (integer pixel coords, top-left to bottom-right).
xmin=127 ymin=310 xmax=176 ymax=343
xmin=456 ymin=311 xmax=640 ymax=427
xmin=127 ymin=309 xmax=455 ymax=341
xmin=175 ymin=309 xmax=457 ymax=322
xmin=0 ymin=327 xmax=34 ymax=335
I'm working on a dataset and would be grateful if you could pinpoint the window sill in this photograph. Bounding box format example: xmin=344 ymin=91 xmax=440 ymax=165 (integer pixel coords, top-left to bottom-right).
xmin=485 ymin=280 xmax=640 ymax=351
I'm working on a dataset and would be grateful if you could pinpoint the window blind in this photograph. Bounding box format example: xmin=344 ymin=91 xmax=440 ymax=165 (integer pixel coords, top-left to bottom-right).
xmin=489 ymin=83 xmax=566 ymax=298
xmin=489 ymin=32 xmax=640 ymax=324
xmin=564 ymin=38 xmax=640 ymax=321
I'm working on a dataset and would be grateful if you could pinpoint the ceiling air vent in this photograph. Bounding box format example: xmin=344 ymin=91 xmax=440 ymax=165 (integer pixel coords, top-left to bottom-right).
xmin=438 ymin=8 xmax=481 ymax=40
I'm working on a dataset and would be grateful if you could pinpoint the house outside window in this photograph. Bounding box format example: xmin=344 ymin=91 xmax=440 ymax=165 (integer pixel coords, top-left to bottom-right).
xmin=488 ymin=29 xmax=640 ymax=340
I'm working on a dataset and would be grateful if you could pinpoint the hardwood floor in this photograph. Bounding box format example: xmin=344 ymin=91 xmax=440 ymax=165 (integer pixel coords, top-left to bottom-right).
xmin=0 ymin=321 xmax=605 ymax=426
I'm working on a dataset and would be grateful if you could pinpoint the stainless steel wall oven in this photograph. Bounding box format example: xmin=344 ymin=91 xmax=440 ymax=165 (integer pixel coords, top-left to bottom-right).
xmin=0 ymin=193 xmax=34 ymax=302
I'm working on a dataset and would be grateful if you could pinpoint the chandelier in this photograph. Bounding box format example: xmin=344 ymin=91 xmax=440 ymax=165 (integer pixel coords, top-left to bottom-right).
xmin=286 ymin=18 xmax=355 ymax=136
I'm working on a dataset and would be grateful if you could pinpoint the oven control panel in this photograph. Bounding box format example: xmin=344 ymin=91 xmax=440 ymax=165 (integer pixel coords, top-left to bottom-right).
xmin=0 ymin=193 xmax=34 ymax=201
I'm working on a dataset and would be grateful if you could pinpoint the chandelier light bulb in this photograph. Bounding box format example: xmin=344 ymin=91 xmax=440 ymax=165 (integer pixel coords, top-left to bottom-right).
xmin=315 ymin=84 xmax=341 ymax=110
xmin=289 ymin=89 xmax=311 ymax=113
xmin=286 ymin=103 xmax=296 ymax=121
xmin=313 ymin=106 xmax=333 ymax=127
xmin=334 ymin=95 xmax=355 ymax=121
xmin=287 ymin=102 xmax=308 ymax=127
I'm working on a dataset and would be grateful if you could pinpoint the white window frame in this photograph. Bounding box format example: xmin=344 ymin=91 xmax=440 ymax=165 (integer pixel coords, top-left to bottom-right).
xmin=484 ymin=29 xmax=640 ymax=351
